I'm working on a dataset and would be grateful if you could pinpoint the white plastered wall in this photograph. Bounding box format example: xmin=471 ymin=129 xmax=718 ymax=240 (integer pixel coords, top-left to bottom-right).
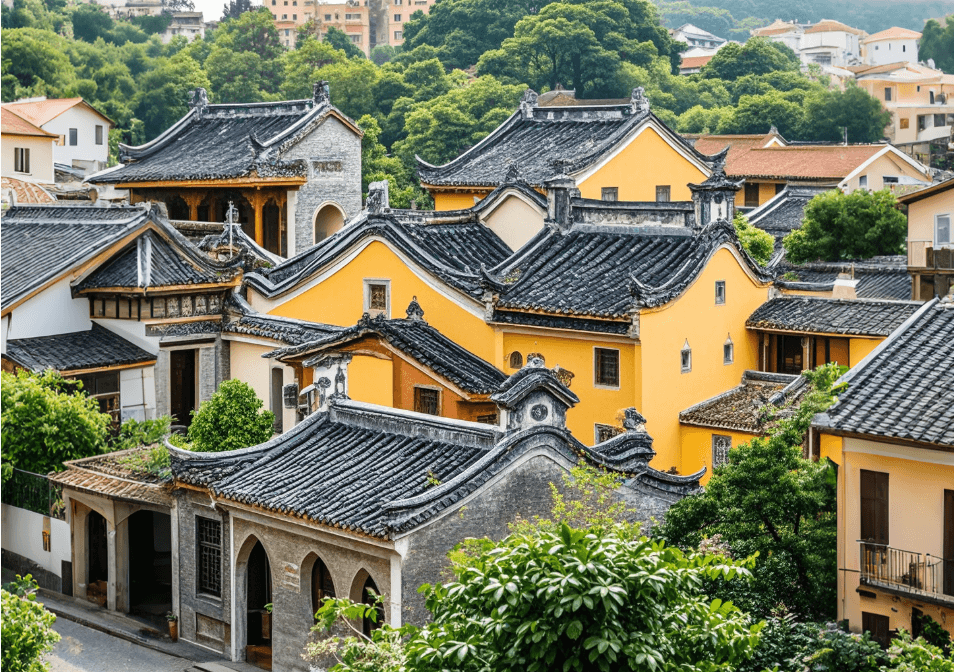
xmin=5 ymin=278 xmax=91 ymax=340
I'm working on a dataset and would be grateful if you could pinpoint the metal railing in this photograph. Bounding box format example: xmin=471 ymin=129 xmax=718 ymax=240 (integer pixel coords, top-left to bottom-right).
xmin=1 ymin=469 xmax=65 ymax=520
xmin=859 ymin=541 xmax=952 ymax=603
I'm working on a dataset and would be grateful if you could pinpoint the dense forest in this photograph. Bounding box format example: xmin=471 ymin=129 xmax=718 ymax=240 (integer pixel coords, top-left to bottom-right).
xmin=2 ymin=0 xmax=950 ymax=206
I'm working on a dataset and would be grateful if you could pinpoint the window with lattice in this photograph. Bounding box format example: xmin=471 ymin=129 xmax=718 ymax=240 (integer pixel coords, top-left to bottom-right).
xmin=595 ymin=424 xmax=622 ymax=443
xmin=712 ymin=434 xmax=731 ymax=468
xmin=197 ymin=517 xmax=222 ymax=597
xmin=594 ymin=348 xmax=619 ymax=387
xmin=414 ymin=387 xmax=439 ymax=415
xmin=365 ymin=281 xmax=389 ymax=315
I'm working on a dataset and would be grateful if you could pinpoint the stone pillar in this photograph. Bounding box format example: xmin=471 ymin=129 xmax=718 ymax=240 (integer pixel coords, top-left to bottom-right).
xmin=106 ymin=516 xmax=118 ymax=611
xmin=198 ymin=345 xmax=218 ymax=403
xmin=286 ymin=190 xmax=298 ymax=258
xmin=183 ymin=191 xmax=206 ymax=221
xmin=155 ymin=349 xmax=170 ymax=418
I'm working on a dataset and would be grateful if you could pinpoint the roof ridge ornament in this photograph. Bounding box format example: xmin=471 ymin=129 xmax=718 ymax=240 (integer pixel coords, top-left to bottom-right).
xmin=630 ymin=87 xmax=650 ymax=115
xmin=622 ymin=407 xmax=647 ymax=432
xmin=188 ymin=87 xmax=208 ymax=116
xmin=504 ymin=159 xmax=524 ymax=184
xmin=366 ymin=180 xmax=390 ymax=215
xmin=519 ymin=88 xmax=538 ymax=119
xmin=313 ymin=80 xmax=331 ymax=105
xmin=405 ymin=296 xmax=425 ymax=321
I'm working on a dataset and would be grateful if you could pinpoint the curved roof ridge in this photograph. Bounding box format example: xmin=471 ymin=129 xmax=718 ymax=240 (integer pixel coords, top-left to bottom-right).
xmin=417 ymin=108 xmax=522 ymax=176
xmin=118 ymin=107 xmax=198 ymax=161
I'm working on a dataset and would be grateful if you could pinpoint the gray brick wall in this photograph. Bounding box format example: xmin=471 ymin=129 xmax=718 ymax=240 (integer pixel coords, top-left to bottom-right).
xmin=280 ymin=115 xmax=362 ymax=253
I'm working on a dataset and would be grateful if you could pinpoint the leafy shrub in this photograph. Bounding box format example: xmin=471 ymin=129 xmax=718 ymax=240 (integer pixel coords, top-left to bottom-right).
xmin=803 ymin=623 xmax=887 ymax=672
xmin=1 ymin=576 xmax=60 ymax=672
xmin=187 ymin=379 xmax=274 ymax=453
xmin=735 ymin=614 xmax=821 ymax=672
xmin=1 ymin=370 xmax=111 ymax=481
xmin=883 ymin=630 xmax=954 ymax=671
xmin=734 ymin=211 xmax=775 ymax=265
xmin=109 ymin=416 xmax=171 ymax=452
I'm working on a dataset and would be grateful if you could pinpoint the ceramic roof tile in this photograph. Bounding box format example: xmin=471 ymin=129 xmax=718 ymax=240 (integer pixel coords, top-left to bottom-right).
xmin=820 ymin=299 xmax=954 ymax=446
xmin=51 ymin=447 xmax=172 ymax=507
xmin=1 ymin=107 xmax=57 ymax=137
xmin=1 ymin=177 xmax=55 ymax=204
xmin=1 ymin=204 xmax=153 ymax=306
xmin=679 ymin=371 xmax=806 ymax=432
xmin=5 ymin=324 xmax=156 ymax=372
xmin=91 ymin=99 xmax=331 ymax=184
xmin=747 ymin=296 xmax=922 ymax=336
xmin=2 ymin=98 xmax=110 ymax=127
xmin=775 ymin=257 xmax=912 ymax=300
xmin=863 ymin=26 xmax=921 ymax=42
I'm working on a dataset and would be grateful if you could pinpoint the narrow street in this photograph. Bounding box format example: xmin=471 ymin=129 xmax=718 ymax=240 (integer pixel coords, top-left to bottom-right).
xmin=49 ymin=618 xmax=193 ymax=672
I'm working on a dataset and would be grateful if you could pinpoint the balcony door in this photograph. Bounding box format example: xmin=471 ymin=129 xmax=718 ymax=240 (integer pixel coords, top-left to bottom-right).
xmin=860 ymin=470 xmax=889 ymax=544
xmin=945 ymin=490 xmax=953 ymax=597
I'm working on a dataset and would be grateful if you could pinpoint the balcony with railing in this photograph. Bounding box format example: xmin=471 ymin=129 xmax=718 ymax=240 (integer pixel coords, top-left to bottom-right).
xmin=908 ymin=240 xmax=954 ymax=270
xmin=859 ymin=541 xmax=954 ymax=607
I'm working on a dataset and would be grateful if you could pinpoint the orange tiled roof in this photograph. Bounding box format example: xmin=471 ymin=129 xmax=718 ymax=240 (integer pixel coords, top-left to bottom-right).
xmin=693 ymin=133 xmax=783 ymax=167
xmin=1 ymin=107 xmax=56 ymax=137
xmin=805 ymin=19 xmax=864 ymax=35
xmin=3 ymin=97 xmax=112 ymax=127
xmin=752 ymin=19 xmax=801 ymax=36
xmin=1 ymin=177 xmax=55 ymax=204
xmin=679 ymin=55 xmax=713 ymax=69
xmin=863 ymin=26 xmax=921 ymax=43
xmin=727 ymin=145 xmax=887 ymax=180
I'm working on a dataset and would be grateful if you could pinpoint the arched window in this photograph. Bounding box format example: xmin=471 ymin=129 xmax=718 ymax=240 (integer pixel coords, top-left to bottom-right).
xmin=508 ymin=352 xmax=523 ymax=369
xmin=681 ymin=340 xmax=692 ymax=373
xmin=361 ymin=575 xmax=383 ymax=637
xmin=311 ymin=557 xmax=335 ymax=620
xmin=314 ymin=203 xmax=345 ymax=243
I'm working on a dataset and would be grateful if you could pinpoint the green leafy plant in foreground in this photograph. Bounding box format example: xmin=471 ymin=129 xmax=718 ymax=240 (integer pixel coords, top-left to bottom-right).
xmin=1 ymin=576 xmax=60 ymax=672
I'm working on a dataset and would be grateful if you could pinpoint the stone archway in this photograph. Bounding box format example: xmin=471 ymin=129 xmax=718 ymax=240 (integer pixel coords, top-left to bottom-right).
xmin=313 ymin=203 xmax=345 ymax=243
xmin=235 ymin=535 xmax=273 ymax=669
xmin=302 ymin=552 xmax=337 ymax=623
xmin=349 ymin=568 xmax=384 ymax=636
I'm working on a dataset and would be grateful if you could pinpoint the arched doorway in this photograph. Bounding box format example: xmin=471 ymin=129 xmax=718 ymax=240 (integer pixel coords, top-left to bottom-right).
xmin=127 ymin=510 xmax=172 ymax=625
xmin=310 ymin=555 xmax=336 ymax=621
xmin=314 ymin=203 xmax=345 ymax=243
xmin=360 ymin=575 xmax=382 ymax=637
xmin=246 ymin=540 xmax=272 ymax=669
xmin=87 ymin=511 xmax=108 ymax=605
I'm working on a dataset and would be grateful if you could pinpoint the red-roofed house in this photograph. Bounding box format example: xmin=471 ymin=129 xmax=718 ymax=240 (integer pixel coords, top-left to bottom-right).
xmin=863 ymin=27 xmax=921 ymax=66
xmin=2 ymin=97 xmax=112 ymax=175
xmin=1 ymin=107 xmax=56 ymax=186
xmin=679 ymin=54 xmax=714 ymax=75
xmin=799 ymin=19 xmax=865 ymax=68
xmin=692 ymin=131 xmax=930 ymax=207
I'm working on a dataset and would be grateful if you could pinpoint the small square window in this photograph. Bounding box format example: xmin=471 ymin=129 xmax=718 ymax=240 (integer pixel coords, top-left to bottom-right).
xmin=365 ymin=280 xmax=389 ymax=315
xmin=14 ymin=147 xmax=30 ymax=173
xmin=900 ymin=118 xmax=910 ymax=129
xmin=884 ymin=87 xmax=892 ymax=102
xmin=681 ymin=340 xmax=691 ymax=373
xmin=69 ymin=128 xmax=78 ymax=146
xmin=393 ymin=13 xmax=401 ymax=21
xmin=712 ymin=434 xmax=731 ymax=468
xmin=655 ymin=185 xmax=670 ymax=202
xmin=414 ymin=387 xmax=439 ymax=415
xmin=601 ymin=187 xmax=618 ymax=202
xmin=394 ymin=30 xmax=402 ymax=40
xmin=594 ymin=348 xmax=619 ymax=387
xmin=715 ymin=280 xmax=725 ymax=305
xmin=595 ymin=424 xmax=622 ymax=443
xmin=859 ymin=175 xmax=868 ymax=189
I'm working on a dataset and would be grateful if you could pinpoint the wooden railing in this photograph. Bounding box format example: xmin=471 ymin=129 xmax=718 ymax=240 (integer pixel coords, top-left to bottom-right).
xmin=908 ymin=239 xmax=931 ymax=267
xmin=859 ymin=541 xmax=953 ymax=605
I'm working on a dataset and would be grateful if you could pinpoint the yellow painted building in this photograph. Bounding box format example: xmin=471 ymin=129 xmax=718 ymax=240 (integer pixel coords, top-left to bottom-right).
xmin=245 ymin=175 xmax=776 ymax=476
xmin=898 ymin=178 xmax=954 ymax=301
xmin=815 ymin=298 xmax=954 ymax=641
xmin=417 ymin=89 xmax=714 ymax=211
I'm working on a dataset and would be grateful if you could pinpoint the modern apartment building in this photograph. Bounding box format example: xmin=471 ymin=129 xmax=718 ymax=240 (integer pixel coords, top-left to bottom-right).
xmin=267 ymin=0 xmax=371 ymax=53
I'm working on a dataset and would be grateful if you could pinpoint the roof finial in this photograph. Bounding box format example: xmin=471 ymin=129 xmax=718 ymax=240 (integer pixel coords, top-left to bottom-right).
xmin=313 ymin=80 xmax=330 ymax=105
xmin=366 ymin=180 xmax=390 ymax=215
xmin=622 ymin=407 xmax=647 ymax=432
xmin=630 ymin=86 xmax=650 ymax=114
xmin=189 ymin=88 xmax=208 ymax=116
xmin=406 ymin=296 xmax=425 ymax=321
xmin=504 ymin=159 xmax=522 ymax=184
xmin=769 ymin=124 xmax=779 ymax=135
xmin=519 ymin=88 xmax=538 ymax=119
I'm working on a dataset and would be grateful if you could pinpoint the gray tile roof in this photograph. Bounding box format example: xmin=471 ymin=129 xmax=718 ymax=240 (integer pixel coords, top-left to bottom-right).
xmin=246 ymin=211 xmax=513 ymax=300
xmin=417 ymin=105 xmax=712 ymax=188
xmin=747 ymin=296 xmax=923 ymax=337
xmin=488 ymin=220 xmax=773 ymax=318
xmin=77 ymin=228 xmax=242 ymax=290
xmin=817 ymin=298 xmax=954 ymax=446
xmin=90 ymin=99 xmax=333 ymax=184
xmin=745 ymin=185 xmax=830 ymax=258
xmin=5 ymin=323 xmax=156 ymax=372
xmin=1 ymin=204 xmax=154 ymax=307
xmin=266 ymin=306 xmax=506 ymax=395
xmin=774 ymin=257 xmax=912 ymax=300
xmin=679 ymin=370 xmax=806 ymax=432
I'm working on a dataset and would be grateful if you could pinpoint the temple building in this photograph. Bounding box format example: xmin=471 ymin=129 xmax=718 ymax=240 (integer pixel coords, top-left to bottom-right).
xmin=87 ymin=83 xmax=362 ymax=258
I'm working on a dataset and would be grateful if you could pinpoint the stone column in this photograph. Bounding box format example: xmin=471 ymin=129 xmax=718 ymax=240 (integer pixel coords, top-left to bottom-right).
xmin=286 ymin=190 xmax=298 ymax=258
xmin=106 ymin=515 xmax=117 ymax=611
xmin=183 ymin=191 xmax=206 ymax=221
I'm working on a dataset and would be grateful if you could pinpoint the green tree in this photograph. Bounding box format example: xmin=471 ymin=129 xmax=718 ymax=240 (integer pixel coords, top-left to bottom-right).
xmin=783 ymin=189 xmax=908 ymax=263
xmin=186 ymin=379 xmax=275 ymax=453
xmin=71 ymin=3 xmax=113 ymax=43
xmin=212 ymin=7 xmax=283 ymax=93
xmin=656 ymin=364 xmax=843 ymax=620
xmin=799 ymin=83 xmax=892 ymax=143
xmin=1 ymin=577 xmax=60 ymax=672
xmin=370 ymin=44 xmax=399 ymax=66
xmin=221 ymin=0 xmax=252 ymax=21
xmin=0 ymin=28 xmax=77 ymax=101
xmin=324 ymin=25 xmax=365 ymax=59
xmin=134 ymin=51 xmax=210 ymax=140
xmin=734 ymin=211 xmax=774 ymax=265
xmin=1 ymin=370 xmax=111 ymax=481
xmin=717 ymin=90 xmax=803 ymax=139
xmin=701 ymin=37 xmax=799 ymax=80
xmin=205 ymin=43 xmax=266 ymax=103
xmin=920 ymin=16 xmax=954 ymax=74
xmin=356 ymin=114 xmax=424 ymax=208
xmin=281 ymin=37 xmax=347 ymax=99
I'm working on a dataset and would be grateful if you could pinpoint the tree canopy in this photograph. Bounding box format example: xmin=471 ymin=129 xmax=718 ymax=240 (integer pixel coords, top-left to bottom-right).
xmin=783 ymin=189 xmax=908 ymax=263
xmin=185 ymin=379 xmax=275 ymax=452
xmin=920 ymin=15 xmax=954 ymax=74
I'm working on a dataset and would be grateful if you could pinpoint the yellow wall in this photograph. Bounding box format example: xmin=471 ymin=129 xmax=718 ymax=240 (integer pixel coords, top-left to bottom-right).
xmin=348 ymin=355 xmax=394 ymax=407
xmin=641 ymin=247 xmax=769 ymax=473
xmin=432 ymin=191 xmax=490 ymax=211
xmin=501 ymin=331 xmax=638 ymax=445
xmin=907 ymin=188 xmax=954 ymax=267
xmin=264 ymin=241 xmax=496 ymax=362
xmin=576 ymin=127 xmax=708 ymax=202
xmin=835 ymin=436 xmax=954 ymax=637
xmin=848 ymin=338 xmax=880 ymax=367
xmin=228 ymin=341 xmax=296 ymax=432
xmin=734 ymin=181 xmax=784 ymax=207
xmin=842 ymin=152 xmax=930 ymax=192
xmin=679 ymin=425 xmax=760 ymax=485
xmin=1 ymin=133 xmax=55 ymax=184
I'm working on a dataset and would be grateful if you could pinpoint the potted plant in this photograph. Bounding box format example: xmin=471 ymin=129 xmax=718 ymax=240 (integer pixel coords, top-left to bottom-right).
xmin=166 ymin=612 xmax=178 ymax=642
xmin=262 ymin=603 xmax=272 ymax=640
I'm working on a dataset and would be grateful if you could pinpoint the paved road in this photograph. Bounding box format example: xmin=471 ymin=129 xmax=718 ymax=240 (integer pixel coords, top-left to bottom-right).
xmin=49 ymin=618 xmax=192 ymax=672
